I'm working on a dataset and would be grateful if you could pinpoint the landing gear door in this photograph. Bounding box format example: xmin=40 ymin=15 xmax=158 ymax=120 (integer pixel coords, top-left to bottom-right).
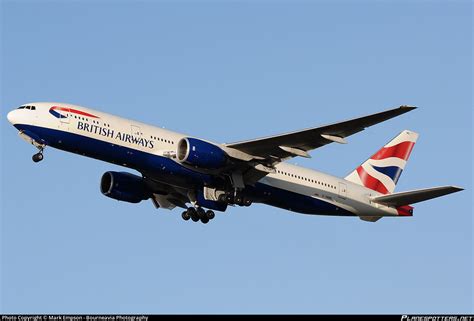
xmin=338 ymin=182 xmax=347 ymax=199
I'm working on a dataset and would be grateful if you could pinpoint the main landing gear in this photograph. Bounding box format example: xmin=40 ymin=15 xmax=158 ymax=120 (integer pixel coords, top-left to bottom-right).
xmin=182 ymin=207 xmax=215 ymax=224
xmin=218 ymin=191 xmax=252 ymax=207
xmin=32 ymin=148 xmax=44 ymax=163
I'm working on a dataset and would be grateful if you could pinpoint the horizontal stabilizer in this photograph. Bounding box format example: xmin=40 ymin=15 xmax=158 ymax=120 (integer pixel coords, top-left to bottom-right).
xmin=371 ymin=186 xmax=463 ymax=207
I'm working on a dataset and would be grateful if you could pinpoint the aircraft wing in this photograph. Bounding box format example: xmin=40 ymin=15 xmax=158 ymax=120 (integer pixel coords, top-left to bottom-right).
xmin=225 ymin=106 xmax=416 ymax=160
xmin=142 ymin=174 xmax=190 ymax=210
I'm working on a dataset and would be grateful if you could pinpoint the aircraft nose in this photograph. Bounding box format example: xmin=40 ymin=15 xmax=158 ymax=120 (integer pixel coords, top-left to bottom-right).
xmin=7 ymin=110 xmax=16 ymax=124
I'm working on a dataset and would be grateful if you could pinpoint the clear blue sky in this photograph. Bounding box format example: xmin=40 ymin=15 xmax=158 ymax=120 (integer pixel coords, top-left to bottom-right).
xmin=1 ymin=0 xmax=472 ymax=314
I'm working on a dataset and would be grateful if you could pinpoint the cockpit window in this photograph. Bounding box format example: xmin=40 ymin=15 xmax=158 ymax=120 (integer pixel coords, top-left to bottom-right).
xmin=17 ymin=105 xmax=36 ymax=110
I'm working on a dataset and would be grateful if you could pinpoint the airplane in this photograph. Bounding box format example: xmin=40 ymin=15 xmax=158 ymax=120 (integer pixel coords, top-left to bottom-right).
xmin=7 ymin=102 xmax=463 ymax=223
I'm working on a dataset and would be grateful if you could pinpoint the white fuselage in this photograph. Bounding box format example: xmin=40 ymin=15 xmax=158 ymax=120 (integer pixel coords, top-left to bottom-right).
xmin=7 ymin=102 xmax=401 ymax=218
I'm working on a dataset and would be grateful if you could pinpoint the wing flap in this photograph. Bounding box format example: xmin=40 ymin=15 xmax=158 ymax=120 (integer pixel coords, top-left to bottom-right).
xmin=371 ymin=186 xmax=463 ymax=207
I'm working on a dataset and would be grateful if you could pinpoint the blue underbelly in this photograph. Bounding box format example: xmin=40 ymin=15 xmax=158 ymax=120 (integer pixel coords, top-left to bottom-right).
xmin=246 ymin=183 xmax=355 ymax=216
xmin=14 ymin=124 xmax=214 ymax=188
xmin=14 ymin=124 xmax=355 ymax=216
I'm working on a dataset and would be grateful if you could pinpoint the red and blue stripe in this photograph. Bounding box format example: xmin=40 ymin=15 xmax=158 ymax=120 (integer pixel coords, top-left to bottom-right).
xmin=357 ymin=141 xmax=415 ymax=194
xmin=356 ymin=166 xmax=389 ymax=194
xmin=49 ymin=106 xmax=99 ymax=119
xmin=370 ymin=141 xmax=415 ymax=161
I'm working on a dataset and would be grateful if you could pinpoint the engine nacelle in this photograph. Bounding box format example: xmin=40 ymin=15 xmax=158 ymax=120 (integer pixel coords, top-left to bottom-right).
xmin=100 ymin=171 xmax=151 ymax=203
xmin=177 ymin=137 xmax=227 ymax=169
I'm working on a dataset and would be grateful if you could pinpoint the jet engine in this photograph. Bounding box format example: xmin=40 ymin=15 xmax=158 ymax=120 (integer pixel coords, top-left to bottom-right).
xmin=100 ymin=171 xmax=151 ymax=203
xmin=177 ymin=137 xmax=227 ymax=169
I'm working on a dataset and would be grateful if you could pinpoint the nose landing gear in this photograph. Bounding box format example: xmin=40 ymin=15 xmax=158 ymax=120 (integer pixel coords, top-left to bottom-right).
xmin=32 ymin=148 xmax=44 ymax=163
xmin=32 ymin=153 xmax=43 ymax=162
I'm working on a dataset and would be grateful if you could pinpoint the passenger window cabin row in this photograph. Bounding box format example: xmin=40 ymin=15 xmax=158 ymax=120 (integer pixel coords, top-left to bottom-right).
xmin=150 ymin=135 xmax=174 ymax=145
xmin=70 ymin=113 xmax=174 ymax=145
xmin=71 ymin=114 xmax=111 ymax=128
xmin=276 ymin=170 xmax=337 ymax=190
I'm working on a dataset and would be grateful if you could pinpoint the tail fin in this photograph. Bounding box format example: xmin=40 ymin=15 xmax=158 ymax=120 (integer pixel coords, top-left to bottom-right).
xmin=345 ymin=130 xmax=419 ymax=194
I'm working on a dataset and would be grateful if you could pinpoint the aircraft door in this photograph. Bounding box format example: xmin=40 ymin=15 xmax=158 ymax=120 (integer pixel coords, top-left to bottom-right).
xmin=59 ymin=107 xmax=70 ymax=131
xmin=131 ymin=125 xmax=142 ymax=151
xmin=338 ymin=182 xmax=347 ymax=199
xmin=131 ymin=125 xmax=141 ymax=136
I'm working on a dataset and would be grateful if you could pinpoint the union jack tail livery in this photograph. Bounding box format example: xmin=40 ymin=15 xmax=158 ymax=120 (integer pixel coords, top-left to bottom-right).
xmin=344 ymin=130 xmax=418 ymax=194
